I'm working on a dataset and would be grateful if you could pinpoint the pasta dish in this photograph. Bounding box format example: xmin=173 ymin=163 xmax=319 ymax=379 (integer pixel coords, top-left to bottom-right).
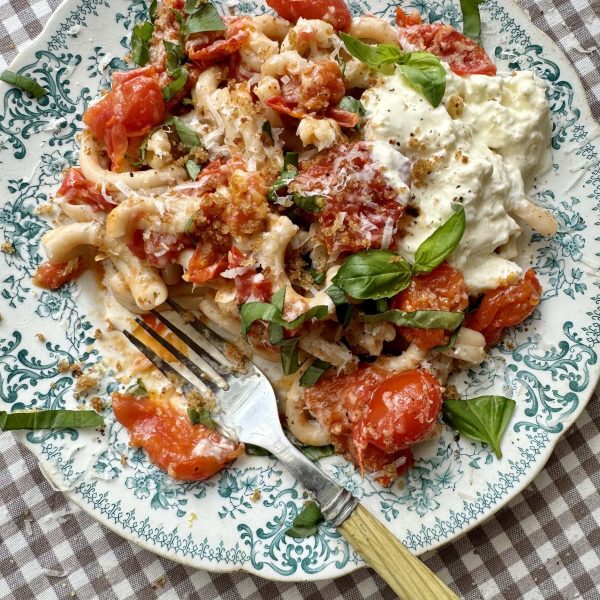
xmin=32 ymin=0 xmax=557 ymax=484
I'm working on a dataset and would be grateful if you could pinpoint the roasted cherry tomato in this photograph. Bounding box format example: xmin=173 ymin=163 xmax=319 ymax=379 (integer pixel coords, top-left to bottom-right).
xmin=83 ymin=66 xmax=165 ymax=169
xmin=395 ymin=7 xmax=423 ymax=27
xmin=359 ymin=370 xmax=442 ymax=454
xmin=266 ymin=0 xmax=352 ymax=30
xmin=391 ymin=263 xmax=468 ymax=350
xmin=187 ymin=244 xmax=228 ymax=284
xmin=396 ymin=19 xmax=497 ymax=76
xmin=33 ymin=257 xmax=84 ymax=289
xmin=112 ymin=393 xmax=243 ymax=481
xmin=188 ymin=28 xmax=250 ymax=63
xmin=465 ymin=269 xmax=542 ymax=345
xmin=57 ymin=168 xmax=116 ymax=211
xmin=126 ymin=230 xmax=190 ymax=269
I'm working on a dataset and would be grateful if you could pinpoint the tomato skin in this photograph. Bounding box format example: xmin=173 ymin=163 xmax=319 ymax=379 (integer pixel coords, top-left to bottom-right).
xmin=397 ymin=23 xmax=497 ymax=76
xmin=395 ymin=7 xmax=423 ymax=27
xmin=83 ymin=66 xmax=165 ymax=169
xmin=187 ymin=245 xmax=228 ymax=283
xmin=33 ymin=257 xmax=84 ymax=289
xmin=465 ymin=269 xmax=542 ymax=345
xmin=57 ymin=167 xmax=116 ymax=211
xmin=359 ymin=370 xmax=442 ymax=454
xmin=112 ymin=393 xmax=243 ymax=481
xmin=126 ymin=230 xmax=190 ymax=269
xmin=266 ymin=0 xmax=352 ymax=30
xmin=188 ymin=28 xmax=250 ymax=63
xmin=391 ymin=263 xmax=468 ymax=350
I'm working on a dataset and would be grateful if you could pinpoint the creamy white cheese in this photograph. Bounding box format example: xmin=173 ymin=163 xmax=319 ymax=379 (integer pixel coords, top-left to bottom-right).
xmin=362 ymin=66 xmax=552 ymax=294
xmin=368 ymin=140 xmax=411 ymax=202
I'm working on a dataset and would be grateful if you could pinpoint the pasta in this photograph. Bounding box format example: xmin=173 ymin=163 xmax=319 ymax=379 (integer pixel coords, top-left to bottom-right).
xmin=33 ymin=0 xmax=556 ymax=482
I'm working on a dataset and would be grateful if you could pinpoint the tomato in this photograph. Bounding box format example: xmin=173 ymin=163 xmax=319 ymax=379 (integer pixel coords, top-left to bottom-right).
xmin=266 ymin=0 xmax=351 ymax=30
xmin=57 ymin=168 xmax=116 ymax=211
xmin=359 ymin=370 xmax=442 ymax=454
xmin=83 ymin=66 xmax=165 ymax=169
xmin=395 ymin=7 xmax=423 ymax=27
xmin=112 ymin=393 xmax=243 ymax=480
xmin=291 ymin=142 xmax=405 ymax=254
xmin=326 ymin=107 xmax=360 ymax=128
xmin=188 ymin=28 xmax=250 ymax=63
xmin=227 ymin=248 xmax=272 ymax=303
xmin=266 ymin=96 xmax=307 ymax=119
xmin=397 ymin=22 xmax=497 ymax=76
xmin=391 ymin=263 xmax=468 ymax=350
xmin=465 ymin=269 xmax=542 ymax=345
xmin=127 ymin=230 xmax=190 ymax=269
xmin=187 ymin=245 xmax=228 ymax=283
xmin=33 ymin=257 xmax=84 ymax=289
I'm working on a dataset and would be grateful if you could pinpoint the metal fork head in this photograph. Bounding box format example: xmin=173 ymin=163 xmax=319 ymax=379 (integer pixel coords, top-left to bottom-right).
xmin=120 ymin=301 xmax=358 ymax=526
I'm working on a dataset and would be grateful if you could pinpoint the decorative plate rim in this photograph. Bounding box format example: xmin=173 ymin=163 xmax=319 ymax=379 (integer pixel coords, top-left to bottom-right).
xmin=1 ymin=0 xmax=599 ymax=582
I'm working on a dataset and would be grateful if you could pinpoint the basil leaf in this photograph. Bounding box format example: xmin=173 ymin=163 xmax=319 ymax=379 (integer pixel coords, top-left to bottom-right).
xmin=413 ymin=205 xmax=466 ymax=274
xmin=0 ymin=70 xmax=47 ymax=98
xmin=442 ymin=396 xmax=516 ymax=458
xmin=184 ymin=0 xmax=202 ymax=13
xmin=245 ymin=444 xmax=272 ymax=456
xmin=325 ymin=284 xmax=346 ymax=306
xmin=162 ymin=67 xmax=188 ymax=101
xmin=308 ymin=269 xmax=325 ymax=285
xmin=433 ymin=328 xmax=460 ymax=351
xmin=326 ymin=284 xmax=353 ymax=327
xmin=186 ymin=3 xmax=226 ymax=35
xmin=126 ymin=378 xmax=148 ymax=397
xmin=301 ymin=444 xmax=335 ymax=461
xmin=292 ymin=193 xmax=326 ymax=212
xmin=268 ymin=287 xmax=286 ymax=345
xmin=171 ymin=9 xmax=186 ymax=46
xmin=185 ymin=159 xmax=202 ymax=180
xmin=279 ymin=337 xmax=300 ymax=375
xmin=164 ymin=40 xmax=183 ymax=74
xmin=0 ymin=410 xmax=104 ymax=431
xmin=332 ymin=250 xmax=412 ymax=300
xmin=187 ymin=407 xmax=217 ymax=429
xmin=362 ymin=309 xmax=464 ymax=330
xmin=337 ymin=95 xmax=365 ymax=130
xmin=396 ymin=52 xmax=446 ymax=108
xmin=131 ymin=21 xmax=154 ymax=67
xmin=170 ymin=116 xmax=202 ymax=147
xmin=340 ymin=33 xmax=401 ymax=73
xmin=299 ymin=359 xmax=331 ymax=387
xmin=148 ymin=0 xmax=158 ymax=20
xmin=460 ymin=0 xmax=486 ymax=42
xmin=239 ymin=300 xmax=329 ymax=336
xmin=285 ymin=502 xmax=324 ymax=538
xmin=268 ymin=152 xmax=299 ymax=202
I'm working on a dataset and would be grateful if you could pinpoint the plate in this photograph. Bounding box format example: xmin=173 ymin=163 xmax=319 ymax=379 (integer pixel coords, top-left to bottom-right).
xmin=1 ymin=0 xmax=599 ymax=581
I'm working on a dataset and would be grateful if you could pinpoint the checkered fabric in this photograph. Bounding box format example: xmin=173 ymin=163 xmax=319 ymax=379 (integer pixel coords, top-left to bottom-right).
xmin=1 ymin=0 xmax=599 ymax=598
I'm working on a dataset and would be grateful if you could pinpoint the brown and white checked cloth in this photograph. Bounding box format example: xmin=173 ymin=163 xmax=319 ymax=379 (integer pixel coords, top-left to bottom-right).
xmin=1 ymin=1 xmax=600 ymax=598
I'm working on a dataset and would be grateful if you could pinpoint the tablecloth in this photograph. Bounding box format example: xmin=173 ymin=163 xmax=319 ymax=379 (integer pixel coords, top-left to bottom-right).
xmin=1 ymin=0 xmax=599 ymax=598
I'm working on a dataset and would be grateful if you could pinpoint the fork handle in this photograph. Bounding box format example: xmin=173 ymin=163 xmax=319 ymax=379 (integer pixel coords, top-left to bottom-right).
xmin=338 ymin=504 xmax=458 ymax=600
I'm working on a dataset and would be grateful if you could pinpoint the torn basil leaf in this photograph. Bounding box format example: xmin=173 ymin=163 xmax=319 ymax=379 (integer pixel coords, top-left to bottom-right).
xmin=442 ymin=396 xmax=516 ymax=458
xmin=292 ymin=193 xmax=326 ymax=212
xmin=325 ymin=285 xmax=353 ymax=328
xmin=279 ymin=337 xmax=301 ymax=375
xmin=239 ymin=301 xmax=329 ymax=336
xmin=332 ymin=250 xmax=412 ymax=300
xmin=169 ymin=116 xmax=202 ymax=147
xmin=460 ymin=0 xmax=486 ymax=42
xmin=285 ymin=502 xmax=324 ymax=538
xmin=267 ymin=287 xmax=286 ymax=346
xmin=0 ymin=410 xmax=104 ymax=431
xmin=337 ymin=96 xmax=366 ymax=130
xmin=162 ymin=67 xmax=188 ymax=101
xmin=0 ymin=70 xmax=47 ymax=98
xmin=299 ymin=359 xmax=331 ymax=387
xmin=149 ymin=0 xmax=158 ymax=20
xmin=268 ymin=152 xmax=299 ymax=202
xmin=164 ymin=40 xmax=184 ymax=74
xmin=187 ymin=407 xmax=217 ymax=429
xmin=131 ymin=21 xmax=154 ymax=67
xmin=301 ymin=444 xmax=335 ymax=461
xmin=309 ymin=269 xmax=326 ymax=285
xmin=185 ymin=159 xmax=202 ymax=180
xmin=362 ymin=309 xmax=464 ymax=330
xmin=340 ymin=33 xmax=401 ymax=73
xmin=412 ymin=205 xmax=466 ymax=274
xmin=186 ymin=2 xmax=226 ymax=35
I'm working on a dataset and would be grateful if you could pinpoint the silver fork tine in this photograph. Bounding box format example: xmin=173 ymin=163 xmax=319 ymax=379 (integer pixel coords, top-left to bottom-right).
xmin=134 ymin=318 xmax=228 ymax=391
xmin=153 ymin=306 xmax=233 ymax=375
xmin=165 ymin=298 xmax=233 ymax=358
xmin=121 ymin=329 xmax=205 ymax=398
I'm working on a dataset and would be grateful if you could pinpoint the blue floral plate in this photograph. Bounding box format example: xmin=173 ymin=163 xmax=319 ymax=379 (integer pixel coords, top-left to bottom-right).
xmin=1 ymin=0 xmax=599 ymax=581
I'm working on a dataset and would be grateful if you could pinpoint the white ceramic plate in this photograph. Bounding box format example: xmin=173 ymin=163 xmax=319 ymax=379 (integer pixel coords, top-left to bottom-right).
xmin=1 ymin=0 xmax=599 ymax=581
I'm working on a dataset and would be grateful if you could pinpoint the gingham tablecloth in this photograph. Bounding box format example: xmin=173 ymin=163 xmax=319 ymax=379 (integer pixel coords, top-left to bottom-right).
xmin=1 ymin=1 xmax=599 ymax=598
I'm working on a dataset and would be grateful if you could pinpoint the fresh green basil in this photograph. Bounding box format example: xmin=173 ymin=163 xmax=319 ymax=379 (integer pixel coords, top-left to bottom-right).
xmin=187 ymin=406 xmax=217 ymax=429
xmin=267 ymin=287 xmax=286 ymax=346
xmin=332 ymin=250 xmax=412 ymax=300
xmin=362 ymin=309 xmax=464 ymax=330
xmin=239 ymin=301 xmax=329 ymax=336
xmin=442 ymin=396 xmax=516 ymax=458
xmin=126 ymin=378 xmax=148 ymax=397
xmin=0 ymin=70 xmax=47 ymax=98
xmin=185 ymin=159 xmax=202 ymax=180
xmin=413 ymin=205 xmax=466 ymax=274
xmin=268 ymin=152 xmax=299 ymax=202
xmin=460 ymin=0 xmax=486 ymax=42
xmin=325 ymin=284 xmax=346 ymax=306
xmin=301 ymin=445 xmax=335 ymax=461
xmin=299 ymin=359 xmax=332 ymax=387
xmin=285 ymin=502 xmax=324 ymax=538
xmin=162 ymin=67 xmax=188 ymax=101
xmin=131 ymin=21 xmax=154 ymax=67
xmin=340 ymin=34 xmax=446 ymax=107
xmin=184 ymin=0 xmax=202 ymax=13
xmin=164 ymin=40 xmax=184 ymax=74
xmin=171 ymin=9 xmax=186 ymax=46
xmin=148 ymin=0 xmax=158 ymax=20
xmin=337 ymin=95 xmax=366 ymax=130
xmin=292 ymin=193 xmax=326 ymax=212
xmin=308 ymin=269 xmax=326 ymax=285
xmin=325 ymin=284 xmax=353 ymax=327
xmin=0 ymin=410 xmax=104 ymax=431
xmin=186 ymin=2 xmax=226 ymax=35
xmin=279 ymin=337 xmax=301 ymax=375
xmin=170 ymin=116 xmax=202 ymax=147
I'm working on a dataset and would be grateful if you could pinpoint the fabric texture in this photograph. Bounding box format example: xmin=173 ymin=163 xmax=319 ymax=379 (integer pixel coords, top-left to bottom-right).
xmin=0 ymin=0 xmax=599 ymax=598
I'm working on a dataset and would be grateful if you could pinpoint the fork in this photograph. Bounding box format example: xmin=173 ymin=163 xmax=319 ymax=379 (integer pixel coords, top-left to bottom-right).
xmin=122 ymin=298 xmax=458 ymax=600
